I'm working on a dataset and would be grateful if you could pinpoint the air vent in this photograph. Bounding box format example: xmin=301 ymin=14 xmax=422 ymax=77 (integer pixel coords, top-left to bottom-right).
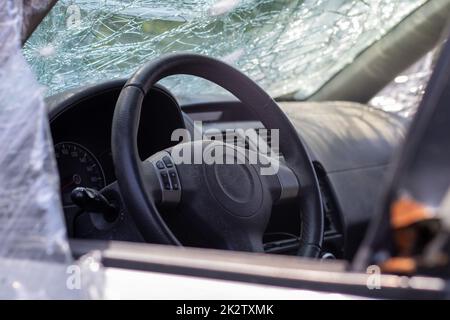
xmin=313 ymin=162 xmax=344 ymax=258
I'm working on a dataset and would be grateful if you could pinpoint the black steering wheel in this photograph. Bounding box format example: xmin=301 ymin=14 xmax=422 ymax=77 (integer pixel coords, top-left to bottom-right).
xmin=112 ymin=53 xmax=323 ymax=257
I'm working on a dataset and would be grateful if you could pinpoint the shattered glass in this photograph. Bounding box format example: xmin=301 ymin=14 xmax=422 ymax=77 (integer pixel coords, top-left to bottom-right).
xmin=370 ymin=50 xmax=437 ymax=118
xmin=0 ymin=0 xmax=102 ymax=299
xmin=24 ymin=0 xmax=427 ymax=99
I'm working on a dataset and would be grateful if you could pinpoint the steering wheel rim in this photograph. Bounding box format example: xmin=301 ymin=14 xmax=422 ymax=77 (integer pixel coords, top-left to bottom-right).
xmin=112 ymin=53 xmax=323 ymax=257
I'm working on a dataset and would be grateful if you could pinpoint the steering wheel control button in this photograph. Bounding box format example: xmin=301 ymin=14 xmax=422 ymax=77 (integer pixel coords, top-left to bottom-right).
xmin=148 ymin=153 xmax=182 ymax=205
xmin=169 ymin=170 xmax=179 ymax=190
xmin=161 ymin=172 xmax=171 ymax=190
xmin=156 ymin=160 xmax=165 ymax=169
xmin=162 ymin=156 xmax=173 ymax=168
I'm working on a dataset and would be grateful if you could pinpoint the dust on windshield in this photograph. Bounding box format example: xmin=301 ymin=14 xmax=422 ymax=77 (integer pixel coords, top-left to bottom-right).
xmin=24 ymin=0 xmax=427 ymax=99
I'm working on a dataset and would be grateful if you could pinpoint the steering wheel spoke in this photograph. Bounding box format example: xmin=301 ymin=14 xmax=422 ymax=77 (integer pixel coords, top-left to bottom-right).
xmin=142 ymin=151 xmax=182 ymax=207
xmin=269 ymin=160 xmax=300 ymax=203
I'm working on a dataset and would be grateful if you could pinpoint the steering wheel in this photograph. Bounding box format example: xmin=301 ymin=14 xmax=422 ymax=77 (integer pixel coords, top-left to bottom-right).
xmin=112 ymin=53 xmax=323 ymax=257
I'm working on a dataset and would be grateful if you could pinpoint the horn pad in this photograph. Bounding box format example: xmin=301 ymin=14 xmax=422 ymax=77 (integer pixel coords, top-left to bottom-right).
xmin=203 ymin=144 xmax=263 ymax=218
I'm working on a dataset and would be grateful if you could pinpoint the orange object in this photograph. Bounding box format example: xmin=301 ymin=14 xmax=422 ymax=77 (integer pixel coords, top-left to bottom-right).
xmin=380 ymin=257 xmax=417 ymax=274
xmin=391 ymin=196 xmax=434 ymax=229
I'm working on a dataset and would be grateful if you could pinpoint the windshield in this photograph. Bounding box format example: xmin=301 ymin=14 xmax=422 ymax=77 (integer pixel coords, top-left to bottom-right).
xmin=24 ymin=0 xmax=427 ymax=99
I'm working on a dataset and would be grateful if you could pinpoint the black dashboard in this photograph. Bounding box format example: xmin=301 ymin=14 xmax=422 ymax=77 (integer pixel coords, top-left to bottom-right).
xmin=48 ymin=79 xmax=406 ymax=260
xmin=50 ymin=82 xmax=184 ymax=205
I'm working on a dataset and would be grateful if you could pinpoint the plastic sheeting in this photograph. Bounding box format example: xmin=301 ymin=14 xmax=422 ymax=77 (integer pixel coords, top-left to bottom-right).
xmin=24 ymin=0 xmax=427 ymax=99
xmin=0 ymin=0 xmax=101 ymax=299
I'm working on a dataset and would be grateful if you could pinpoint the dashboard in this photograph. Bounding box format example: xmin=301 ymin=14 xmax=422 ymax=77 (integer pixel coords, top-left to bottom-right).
xmin=50 ymin=82 xmax=184 ymax=207
xmin=48 ymin=80 xmax=406 ymax=260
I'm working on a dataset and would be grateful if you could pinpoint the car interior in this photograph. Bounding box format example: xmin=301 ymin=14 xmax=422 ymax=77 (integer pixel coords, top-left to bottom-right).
xmin=49 ymin=76 xmax=405 ymax=261
xmin=40 ymin=0 xmax=450 ymax=269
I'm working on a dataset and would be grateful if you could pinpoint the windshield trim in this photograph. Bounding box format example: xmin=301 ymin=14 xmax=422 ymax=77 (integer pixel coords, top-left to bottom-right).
xmin=298 ymin=0 xmax=448 ymax=103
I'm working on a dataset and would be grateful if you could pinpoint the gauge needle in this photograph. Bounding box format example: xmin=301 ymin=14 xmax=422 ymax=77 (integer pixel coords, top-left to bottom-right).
xmin=61 ymin=178 xmax=75 ymax=192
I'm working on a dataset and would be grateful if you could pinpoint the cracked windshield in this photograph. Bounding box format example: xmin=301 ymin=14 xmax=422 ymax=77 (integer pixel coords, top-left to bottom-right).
xmin=25 ymin=0 xmax=427 ymax=100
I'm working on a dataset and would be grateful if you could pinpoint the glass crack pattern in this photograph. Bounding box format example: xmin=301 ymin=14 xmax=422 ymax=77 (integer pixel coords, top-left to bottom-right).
xmin=25 ymin=0 xmax=426 ymax=100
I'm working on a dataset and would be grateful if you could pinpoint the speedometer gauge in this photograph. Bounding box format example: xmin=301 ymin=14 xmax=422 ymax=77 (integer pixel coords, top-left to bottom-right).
xmin=54 ymin=142 xmax=106 ymax=206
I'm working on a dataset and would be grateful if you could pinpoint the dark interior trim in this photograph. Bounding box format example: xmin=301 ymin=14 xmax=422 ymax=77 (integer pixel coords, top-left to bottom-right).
xmin=305 ymin=0 xmax=450 ymax=103
xmin=22 ymin=0 xmax=58 ymax=44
